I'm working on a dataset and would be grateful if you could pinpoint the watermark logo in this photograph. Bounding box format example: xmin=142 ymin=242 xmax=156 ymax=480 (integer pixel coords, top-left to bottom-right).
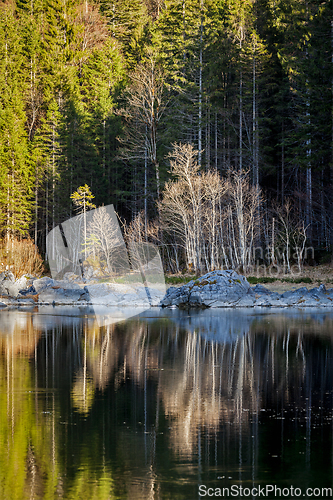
xmin=198 ymin=484 xmax=332 ymax=497
xmin=46 ymin=204 xmax=166 ymax=325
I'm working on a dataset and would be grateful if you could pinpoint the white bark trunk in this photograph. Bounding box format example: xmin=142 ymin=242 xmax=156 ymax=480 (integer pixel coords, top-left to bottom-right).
xmin=198 ymin=8 xmax=203 ymax=166
xmin=239 ymin=28 xmax=243 ymax=172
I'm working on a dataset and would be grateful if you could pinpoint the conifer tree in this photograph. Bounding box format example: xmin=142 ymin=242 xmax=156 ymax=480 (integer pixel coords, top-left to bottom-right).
xmin=71 ymin=184 xmax=96 ymax=259
xmin=100 ymin=0 xmax=150 ymax=68
xmin=0 ymin=3 xmax=34 ymax=240
xmin=81 ymin=37 xmax=124 ymax=206
xmin=266 ymin=0 xmax=332 ymax=241
xmin=153 ymin=0 xmax=208 ymax=159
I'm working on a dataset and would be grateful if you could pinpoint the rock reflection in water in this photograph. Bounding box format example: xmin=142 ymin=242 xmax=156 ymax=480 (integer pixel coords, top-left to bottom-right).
xmin=0 ymin=308 xmax=333 ymax=499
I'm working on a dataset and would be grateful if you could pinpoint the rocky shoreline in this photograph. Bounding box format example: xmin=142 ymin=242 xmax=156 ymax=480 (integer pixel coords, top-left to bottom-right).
xmin=2 ymin=269 xmax=333 ymax=310
xmin=161 ymin=269 xmax=333 ymax=308
xmin=0 ymin=273 xmax=87 ymax=308
xmin=0 ymin=271 xmax=162 ymax=309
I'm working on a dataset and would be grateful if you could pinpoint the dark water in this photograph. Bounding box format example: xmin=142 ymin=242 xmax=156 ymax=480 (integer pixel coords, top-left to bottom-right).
xmin=1 ymin=306 xmax=333 ymax=499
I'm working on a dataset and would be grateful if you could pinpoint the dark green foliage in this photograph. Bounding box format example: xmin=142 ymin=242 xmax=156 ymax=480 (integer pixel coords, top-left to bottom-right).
xmin=100 ymin=0 xmax=150 ymax=68
xmin=247 ymin=276 xmax=313 ymax=285
xmin=0 ymin=3 xmax=34 ymax=238
xmin=1 ymin=0 xmax=333 ymax=255
xmin=165 ymin=275 xmax=199 ymax=285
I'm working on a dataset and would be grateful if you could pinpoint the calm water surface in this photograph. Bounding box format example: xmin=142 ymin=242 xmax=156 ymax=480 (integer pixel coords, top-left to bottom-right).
xmin=0 ymin=306 xmax=333 ymax=499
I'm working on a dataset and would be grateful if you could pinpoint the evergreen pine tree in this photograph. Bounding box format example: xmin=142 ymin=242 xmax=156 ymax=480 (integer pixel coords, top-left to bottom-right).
xmin=0 ymin=3 xmax=34 ymax=240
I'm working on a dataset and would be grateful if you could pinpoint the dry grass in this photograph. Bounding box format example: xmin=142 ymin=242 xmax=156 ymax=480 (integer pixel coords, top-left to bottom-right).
xmin=0 ymin=238 xmax=44 ymax=278
xmin=249 ymin=264 xmax=333 ymax=292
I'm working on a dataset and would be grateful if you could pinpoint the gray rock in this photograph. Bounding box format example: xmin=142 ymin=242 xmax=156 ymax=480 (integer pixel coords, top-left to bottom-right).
xmin=52 ymin=280 xmax=82 ymax=290
xmin=17 ymin=284 xmax=37 ymax=297
xmin=253 ymin=295 xmax=273 ymax=306
xmin=33 ymin=277 xmax=55 ymax=293
xmin=0 ymin=271 xmax=15 ymax=283
xmin=15 ymin=275 xmax=31 ymax=294
xmin=161 ymin=270 xmax=250 ymax=308
xmin=236 ymin=294 xmax=257 ymax=307
xmin=250 ymin=284 xmax=272 ymax=295
xmin=17 ymin=298 xmax=36 ymax=305
xmin=0 ymin=296 xmax=16 ymax=305
xmin=38 ymin=287 xmax=88 ymax=305
xmin=0 ymin=274 xmax=33 ymax=298
xmin=0 ymin=271 xmax=16 ymax=296
xmin=281 ymin=287 xmax=309 ymax=299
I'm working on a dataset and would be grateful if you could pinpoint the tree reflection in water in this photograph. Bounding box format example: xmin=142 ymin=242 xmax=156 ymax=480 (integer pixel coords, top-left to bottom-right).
xmin=0 ymin=308 xmax=333 ymax=499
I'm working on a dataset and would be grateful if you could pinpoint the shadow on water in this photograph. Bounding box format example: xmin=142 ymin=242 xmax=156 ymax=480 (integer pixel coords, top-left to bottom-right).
xmin=0 ymin=307 xmax=333 ymax=498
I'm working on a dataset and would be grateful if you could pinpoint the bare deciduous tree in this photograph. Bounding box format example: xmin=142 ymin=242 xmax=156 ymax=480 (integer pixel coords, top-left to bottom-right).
xmin=273 ymin=199 xmax=308 ymax=274
xmin=203 ymin=170 xmax=228 ymax=271
xmin=117 ymin=55 xmax=167 ymax=204
xmin=159 ymin=143 xmax=263 ymax=274
xmin=228 ymin=170 xmax=262 ymax=271
xmin=293 ymin=220 xmax=307 ymax=273
xmin=86 ymin=206 xmax=122 ymax=274
xmin=162 ymin=143 xmax=204 ymax=272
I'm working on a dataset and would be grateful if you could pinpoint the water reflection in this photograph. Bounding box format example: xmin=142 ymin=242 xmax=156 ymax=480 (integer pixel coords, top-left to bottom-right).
xmin=0 ymin=308 xmax=333 ymax=498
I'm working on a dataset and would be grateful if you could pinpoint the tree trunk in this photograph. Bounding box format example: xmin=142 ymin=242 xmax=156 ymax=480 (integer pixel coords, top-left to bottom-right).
xmin=103 ymin=118 xmax=106 ymax=176
xmin=281 ymin=120 xmax=285 ymax=203
xmin=45 ymin=172 xmax=48 ymax=242
xmin=215 ymin=111 xmax=218 ymax=171
xmin=252 ymin=38 xmax=258 ymax=187
xmin=52 ymin=116 xmax=56 ymax=231
xmin=144 ymin=132 xmax=148 ymax=240
xmin=198 ymin=4 xmax=203 ymax=166
xmin=331 ymin=19 xmax=333 ymax=261
xmin=306 ymin=166 xmax=312 ymax=241
xmin=239 ymin=28 xmax=243 ymax=172
xmin=206 ymin=98 xmax=210 ymax=169
xmin=35 ymin=164 xmax=38 ymax=246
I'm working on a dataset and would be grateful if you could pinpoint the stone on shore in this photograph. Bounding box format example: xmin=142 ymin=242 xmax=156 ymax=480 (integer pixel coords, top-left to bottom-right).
xmin=37 ymin=287 xmax=88 ymax=305
xmin=0 ymin=272 xmax=30 ymax=298
xmin=161 ymin=270 xmax=251 ymax=308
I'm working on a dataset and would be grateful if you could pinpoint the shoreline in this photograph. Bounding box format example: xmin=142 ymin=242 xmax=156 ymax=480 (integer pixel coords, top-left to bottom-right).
xmin=2 ymin=266 xmax=333 ymax=310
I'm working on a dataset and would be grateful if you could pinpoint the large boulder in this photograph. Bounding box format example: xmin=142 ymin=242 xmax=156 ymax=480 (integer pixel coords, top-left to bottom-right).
xmin=29 ymin=276 xmax=87 ymax=305
xmin=161 ymin=270 xmax=251 ymax=308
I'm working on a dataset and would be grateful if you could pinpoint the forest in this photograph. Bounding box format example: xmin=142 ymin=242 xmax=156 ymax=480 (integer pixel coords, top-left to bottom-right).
xmin=0 ymin=0 xmax=332 ymax=275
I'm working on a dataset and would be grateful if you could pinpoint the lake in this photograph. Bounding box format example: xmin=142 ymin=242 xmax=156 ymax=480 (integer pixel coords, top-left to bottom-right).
xmin=0 ymin=306 xmax=333 ymax=499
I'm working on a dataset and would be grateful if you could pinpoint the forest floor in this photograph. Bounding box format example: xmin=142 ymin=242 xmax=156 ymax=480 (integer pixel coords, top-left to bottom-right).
xmin=165 ymin=264 xmax=333 ymax=293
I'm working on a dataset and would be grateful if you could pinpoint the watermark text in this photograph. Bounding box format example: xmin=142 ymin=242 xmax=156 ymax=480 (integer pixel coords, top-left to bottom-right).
xmin=198 ymin=484 xmax=332 ymax=497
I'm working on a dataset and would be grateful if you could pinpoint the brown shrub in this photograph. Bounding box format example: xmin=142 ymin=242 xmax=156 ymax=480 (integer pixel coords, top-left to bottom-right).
xmin=0 ymin=238 xmax=45 ymax=277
